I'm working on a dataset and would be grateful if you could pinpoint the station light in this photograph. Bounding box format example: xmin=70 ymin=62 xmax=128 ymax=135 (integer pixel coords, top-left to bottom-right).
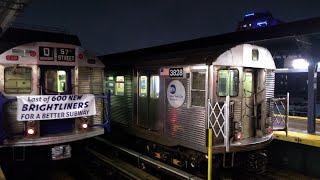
xmin=257 ymin=21 xmax=268 ymax=27
xmin=292 ymin=58 xmax=309 ymax=69
xmin=191 ymin=65 xmax=207 ymax=70
xmin=245 ymin=12 xmax=255 ymax=17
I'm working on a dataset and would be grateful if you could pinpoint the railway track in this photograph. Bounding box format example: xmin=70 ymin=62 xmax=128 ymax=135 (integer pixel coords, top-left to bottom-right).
xmin=85 ymin=137 xmax=203 ymax=180
xmin=86 ymin=147 xmax=159 ymax=180
xmin=1 ymin=136 xmax=316 ymax=180
xmin=84 ymin=136 xmax=318 ymax=180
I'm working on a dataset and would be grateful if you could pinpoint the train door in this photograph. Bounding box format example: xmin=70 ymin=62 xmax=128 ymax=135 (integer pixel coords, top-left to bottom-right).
xmin=39 ymin=66 xmax=74 ymax=135
xmin=40 ymin=67 xmax=72 ymax=95
xmin=137 ymin=70 xmax=160 ymax=131
xmin=242 ymin=69 xmax=255 ymax=137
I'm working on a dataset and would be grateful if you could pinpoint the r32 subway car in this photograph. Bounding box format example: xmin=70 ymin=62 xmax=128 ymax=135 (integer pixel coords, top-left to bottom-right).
xmin=103 ymin=44 xmax=275 ymax=171
xmin=0 ymin=42 xmax=106 ymax=160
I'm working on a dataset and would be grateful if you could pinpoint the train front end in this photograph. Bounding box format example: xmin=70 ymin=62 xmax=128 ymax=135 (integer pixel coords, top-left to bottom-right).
xmin=208 ymin=44 xmax=276 ymax=153
xmin=0 ymin=42 xmax=107 ymax=160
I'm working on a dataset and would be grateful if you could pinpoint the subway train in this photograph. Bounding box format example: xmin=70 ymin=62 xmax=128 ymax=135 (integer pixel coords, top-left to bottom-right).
xmin=0 ymin=41 xmax=108 ymax=160
xmin=102 ymin=43 xmax=276 ymax=171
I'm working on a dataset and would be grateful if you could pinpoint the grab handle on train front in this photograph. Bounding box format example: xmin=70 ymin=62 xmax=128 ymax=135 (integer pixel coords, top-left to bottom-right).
xmin=103 ymin=90 xmax=112 ymax=133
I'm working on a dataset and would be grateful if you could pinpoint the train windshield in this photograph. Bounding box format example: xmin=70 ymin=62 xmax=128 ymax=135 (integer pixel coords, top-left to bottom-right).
xmin=45 ymin=70 xmax=68 ymax=94
xmin=4 ymin=67 xmax=32 ymax=94
xmin=217 ymin=69 xmax=239 ymax=96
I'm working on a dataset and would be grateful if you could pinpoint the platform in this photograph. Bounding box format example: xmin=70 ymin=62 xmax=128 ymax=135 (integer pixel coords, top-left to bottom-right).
xmin=0 ymin=165 xmax=5 ymax=180
xmin=273 ymin=115 xmax=320 ymax=147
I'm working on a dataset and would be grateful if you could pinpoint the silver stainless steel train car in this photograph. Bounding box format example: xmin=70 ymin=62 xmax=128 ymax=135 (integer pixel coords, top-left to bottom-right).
xmin=0 ymin=42 xmax=107 ymax=160
xmin=103 ymin=44 xmax=275 ymax=170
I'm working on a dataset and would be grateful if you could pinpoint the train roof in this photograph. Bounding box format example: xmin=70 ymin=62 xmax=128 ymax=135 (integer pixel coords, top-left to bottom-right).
xmin=0 ymin=27 xmax=81 ymax=54
xmin=100 ymin=16 xmax=320 ymax=67
xmin=214 ymin=44 xmax=275 ymax=69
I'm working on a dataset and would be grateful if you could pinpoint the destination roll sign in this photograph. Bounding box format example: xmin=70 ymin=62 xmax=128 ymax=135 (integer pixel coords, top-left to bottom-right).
xmin=57 ymin=48 xmax=75 ymax=62
xmin=39 ymin=47 xmax=76 ymax=62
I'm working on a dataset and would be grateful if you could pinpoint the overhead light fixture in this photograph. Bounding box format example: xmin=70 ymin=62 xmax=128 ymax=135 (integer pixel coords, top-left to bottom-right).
xmin=292 ymin=58 xmax=309 ymax=69
xmin=245 ymin=13 xmax=255 ymax=17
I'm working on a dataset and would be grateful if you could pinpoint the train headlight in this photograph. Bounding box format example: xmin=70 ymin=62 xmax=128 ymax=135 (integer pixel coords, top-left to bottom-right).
xmin=82 ymin=123 xmax=88 ymax=129
xmin=27 ymin=128 xmax=35 ymax=135
xmin=77 ymin=117 xmax=89 ymax=131
xmin=25 ymin=121 xmax=38 ymax=137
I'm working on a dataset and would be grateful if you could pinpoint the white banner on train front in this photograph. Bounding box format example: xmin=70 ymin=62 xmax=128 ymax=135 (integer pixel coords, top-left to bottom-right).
xmin=16 ymin=94 xmax=96 ymax=121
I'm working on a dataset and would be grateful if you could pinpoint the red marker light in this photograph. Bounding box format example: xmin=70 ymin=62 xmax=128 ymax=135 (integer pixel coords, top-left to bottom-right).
xmin=6 ymin=55 xmax=19 ymax=61
xmin=29 ymin=50 xmax=37 ymax=57
xmin=234 ymin=132 xmax=243 ymax=141
xmin=78 ymin=53 xmax=84 ymax=59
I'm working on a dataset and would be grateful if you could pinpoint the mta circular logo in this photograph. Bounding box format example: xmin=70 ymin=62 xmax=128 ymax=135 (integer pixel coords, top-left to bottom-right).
xmin=167 ymin=80 xmax=186 ymax=108
xmin=170 ymin=84 xmax=176 ymax=94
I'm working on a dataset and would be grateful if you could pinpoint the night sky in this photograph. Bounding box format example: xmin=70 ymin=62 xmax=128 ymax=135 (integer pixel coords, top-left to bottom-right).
xmin=14 ymin=0 xmax=320 ymax=55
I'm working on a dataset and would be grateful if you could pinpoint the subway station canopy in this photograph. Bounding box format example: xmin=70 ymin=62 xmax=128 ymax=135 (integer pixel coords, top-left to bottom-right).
xmin=0 ymin=0 xmax=81 ymax=54
xmin=0 ymin=0 xmax=32 ymax=33
xmin=102 ymin=17 xmax=320 ymax=67
xmin=101 ymin=16 xmax=320 ymax=134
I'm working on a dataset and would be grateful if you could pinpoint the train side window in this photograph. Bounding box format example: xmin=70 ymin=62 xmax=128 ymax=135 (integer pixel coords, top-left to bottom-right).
xmin=45 ymin=70 xmax=67 ymax=93
xmin=115 ymin=76 xmax=125 ymax=96
xmin=106 ymin=76 xmax=115 ymax=95
xmin=191 ymin=71 xmax=206 ymax=107
xmin=139 ymin=76 xmax=148 ymax=97
xmin=217 ymin=69 xmax=239 ymax=97
xmin=4 ymin=67 xmax=32 ymax=94
xmin=150 ymin=76 xmax=160 ymax=99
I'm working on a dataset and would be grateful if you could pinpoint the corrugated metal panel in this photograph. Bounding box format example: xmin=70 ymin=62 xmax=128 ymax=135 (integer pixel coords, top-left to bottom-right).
xmin=78 ymin=67 xmax=104 ymax=124
xmin=165 ymin=78 xmax=206 ymax=147
xmin=110 ymin=74 xmax=133 ymax=125
xmin=78 ymin=67 xmax=91 ymax=94
xmin=4 ymin=101 xmax=24 ymax=134
xmin=232 ymin=100 xmax=242 ymax=122
xmin=92 ymin=99 xmax=103 ymax=125
xmin=91 ymin=69 xmax=104 ymax=94
xmin=266 ymin=70 xmax=275 ymax=117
